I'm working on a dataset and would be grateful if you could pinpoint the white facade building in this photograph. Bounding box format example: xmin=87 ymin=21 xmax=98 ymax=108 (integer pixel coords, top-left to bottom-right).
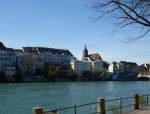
xmin=70 ymin=60 xmax=92 ymax=74
xmin=70 ymin=60 xmax=103 ymax=74
xmin=108 ymin=62 xmax=119 ymax=80
xmin=70 ymin=45 xmax=104 ymax=74
xmin=92 ymin=61 xmax=103 ymax=72
xmin=0 ymin=42 xmax=76 ymax=77
xmin=22 ymin=46 xmax=75 ymax=66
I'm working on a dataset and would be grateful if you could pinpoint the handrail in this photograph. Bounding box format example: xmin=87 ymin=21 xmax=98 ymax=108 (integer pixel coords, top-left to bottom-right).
xmin=36 ymin=93 xmax=150 ymax=114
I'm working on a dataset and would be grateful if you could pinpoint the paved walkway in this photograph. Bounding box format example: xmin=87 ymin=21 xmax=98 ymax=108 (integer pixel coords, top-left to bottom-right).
xmin=127 ymin=110 xmax=150 ymax=114
xmin=127 ymin=107 xmax=150 ymax=114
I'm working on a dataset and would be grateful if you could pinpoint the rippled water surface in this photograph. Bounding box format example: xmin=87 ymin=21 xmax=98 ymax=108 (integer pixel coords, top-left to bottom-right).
xmin=0 ymin=81 xmax=150 ymax=114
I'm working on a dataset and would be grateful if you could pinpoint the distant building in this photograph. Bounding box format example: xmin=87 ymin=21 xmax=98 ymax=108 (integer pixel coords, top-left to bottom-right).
xmin=0 ymin=42 xmax=16 ymax=75
xmin=0 ymin=45 xmax=16 ymax=67
xmin=108 ymin=62 xmax=119 ymax=80
xmin=139 ymin=64 xmax=150 ymax=75
xmin=108 ymin=61 xmax=139 ymax=80
xmin=70 ymin=45 xmax=104 ymax=74
xmin=92 ymin=61 xmax=103 ymax=71
xmin=119 ymin=61 xmax=139 ymax=74
xmin=0 ymin=42 xmax=75 ymax=76
xmin=4 ymin=66 xmax=15 ymax=75
xmin=23 ymin=46 xmax=75 ymax=65
xmin=70 ymin=60 xmax=92 ymax=74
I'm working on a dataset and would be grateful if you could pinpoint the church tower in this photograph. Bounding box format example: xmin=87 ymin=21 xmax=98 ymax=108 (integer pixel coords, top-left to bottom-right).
xmin=82 ymin=44 xmax=88 ymax=61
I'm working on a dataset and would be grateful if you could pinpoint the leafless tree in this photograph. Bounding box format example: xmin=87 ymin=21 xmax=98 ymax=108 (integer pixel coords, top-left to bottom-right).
xmin=91 ymin=0 xmax=150 ymax=41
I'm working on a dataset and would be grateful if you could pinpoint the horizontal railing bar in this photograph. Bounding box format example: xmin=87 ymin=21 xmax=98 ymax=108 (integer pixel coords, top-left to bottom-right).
xmin=105 ymin=96 xmax=133 ymax=102
xmin=44 ymin=102 xmax=98 ymax=112
xmin=76 ymin=102 xmax=98 ymax=107
xmin=105 ymin=104 xmax=135 ymax=111
xmin=121 ymin=104 xmax=135 ymax=108
xmin=44 ymin=106 xmax=75 ymax=112
xmin=139 ymin=94 xmax=150 ymax=97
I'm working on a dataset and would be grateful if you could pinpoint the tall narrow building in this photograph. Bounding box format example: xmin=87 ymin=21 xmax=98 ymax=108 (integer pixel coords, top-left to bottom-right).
xmin=82 ymin=44 xmax=88 ymax=61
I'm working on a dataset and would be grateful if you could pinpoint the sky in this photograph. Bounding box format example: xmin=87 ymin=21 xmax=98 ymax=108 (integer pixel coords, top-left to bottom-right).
xmin=0 ymin=0 xmax=150 ymax=64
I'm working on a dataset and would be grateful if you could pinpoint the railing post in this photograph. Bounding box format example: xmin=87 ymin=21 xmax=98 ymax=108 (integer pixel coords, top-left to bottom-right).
xmin=147 ymin=94 xmax=149 ymax=105
xmin=97 ymin=97 xmax=105 ymax=114
xmin=74 ymin=105 xmax=77 ymax=114
xmin=134 ymin=94 xmax=139 ymax=110
xmin=32 ymin=107 xmax=43 ymax=114
xmin=119 ymin=97 xmax=122 ymax=114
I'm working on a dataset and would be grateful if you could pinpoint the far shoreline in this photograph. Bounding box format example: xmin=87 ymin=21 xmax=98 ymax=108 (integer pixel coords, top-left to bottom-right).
xmin=0 ymin=79 xmax=149 ymax=84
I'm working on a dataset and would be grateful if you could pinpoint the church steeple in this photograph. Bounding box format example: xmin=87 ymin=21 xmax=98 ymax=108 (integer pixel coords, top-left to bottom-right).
xmin=82 ymin=44 xmax=88 ymax=61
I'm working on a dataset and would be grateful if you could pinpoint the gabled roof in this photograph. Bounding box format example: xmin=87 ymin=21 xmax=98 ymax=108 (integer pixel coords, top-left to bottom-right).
xmin=88 ymin=53 xmax=102 ymax=61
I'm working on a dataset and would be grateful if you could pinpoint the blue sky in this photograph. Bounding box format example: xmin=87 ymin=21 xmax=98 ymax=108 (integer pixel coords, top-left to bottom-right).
xmin=0 ymin=0 xmax=150 ymax=64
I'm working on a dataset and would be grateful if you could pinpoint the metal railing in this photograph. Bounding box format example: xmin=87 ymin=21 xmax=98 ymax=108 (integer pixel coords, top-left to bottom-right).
xmin=32 ymin=94 xmax=150 ymax=114
xmin=44 ymin=101 xmax=98 ymax=114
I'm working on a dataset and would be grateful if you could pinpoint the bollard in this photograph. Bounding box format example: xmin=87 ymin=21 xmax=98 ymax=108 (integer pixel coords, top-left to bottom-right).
xmin=97 ymin=97 xmax=105 ymax=114
xmin=32 ymin=107 xmax=43 ymax=114
xmin=134 ymin=94 xmax=139 ymax=110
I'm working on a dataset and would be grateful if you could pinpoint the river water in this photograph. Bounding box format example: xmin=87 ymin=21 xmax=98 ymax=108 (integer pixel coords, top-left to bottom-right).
xmin=0 ymin=81 xmax=150 ymax=114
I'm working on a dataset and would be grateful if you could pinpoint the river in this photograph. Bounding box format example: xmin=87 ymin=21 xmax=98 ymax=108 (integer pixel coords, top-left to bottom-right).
xmin=0 ymin=81 xmax=150 ymax=114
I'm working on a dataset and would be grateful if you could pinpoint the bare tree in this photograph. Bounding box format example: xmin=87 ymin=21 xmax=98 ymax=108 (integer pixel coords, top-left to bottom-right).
xmin=91 ymin=0 xmax=150 ymax=41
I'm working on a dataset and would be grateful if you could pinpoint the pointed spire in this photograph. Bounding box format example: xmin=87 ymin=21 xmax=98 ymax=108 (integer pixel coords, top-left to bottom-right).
xmin=82 ymin=44 xmax=88 ymax=61
xmin=84 ymin=44 xmax=87 ymax=50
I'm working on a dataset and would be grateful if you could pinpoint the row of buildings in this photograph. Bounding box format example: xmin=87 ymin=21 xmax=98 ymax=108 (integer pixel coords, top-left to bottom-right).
xmin=0 ymin=42 xmax=105 ymax=77
xmin=0 ymin=41 xmax=150 ymax=80
xmin=109 ymin=62 xmax=150 ymax=80
xmin=0 ymin=42 xmax=75 ymax=78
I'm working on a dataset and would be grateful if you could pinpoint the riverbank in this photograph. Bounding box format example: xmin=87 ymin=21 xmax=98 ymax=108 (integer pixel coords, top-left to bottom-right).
xmin=0 ymin=76 xmax=143 ymax=83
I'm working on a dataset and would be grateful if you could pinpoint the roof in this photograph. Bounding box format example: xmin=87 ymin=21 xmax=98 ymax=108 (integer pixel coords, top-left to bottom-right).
xmin=119 ymin=61 xmax=137 ymax=66
xmin=23 ymin=47 xmax=38 ymax=54
xmin=141 ymin=64 xmax=150 ymax=68
xmin=0 ymin=42 xmax=6 ymax=50
xmin=88 ymin=53 xmax=102 ymax=61
xmin=6 ymin=48 xmax=14 ymax=52
xmin=23 ymin=46 xmax=74 ymax=56
xmin=14 ymin=49 xmax=24 ymax=53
